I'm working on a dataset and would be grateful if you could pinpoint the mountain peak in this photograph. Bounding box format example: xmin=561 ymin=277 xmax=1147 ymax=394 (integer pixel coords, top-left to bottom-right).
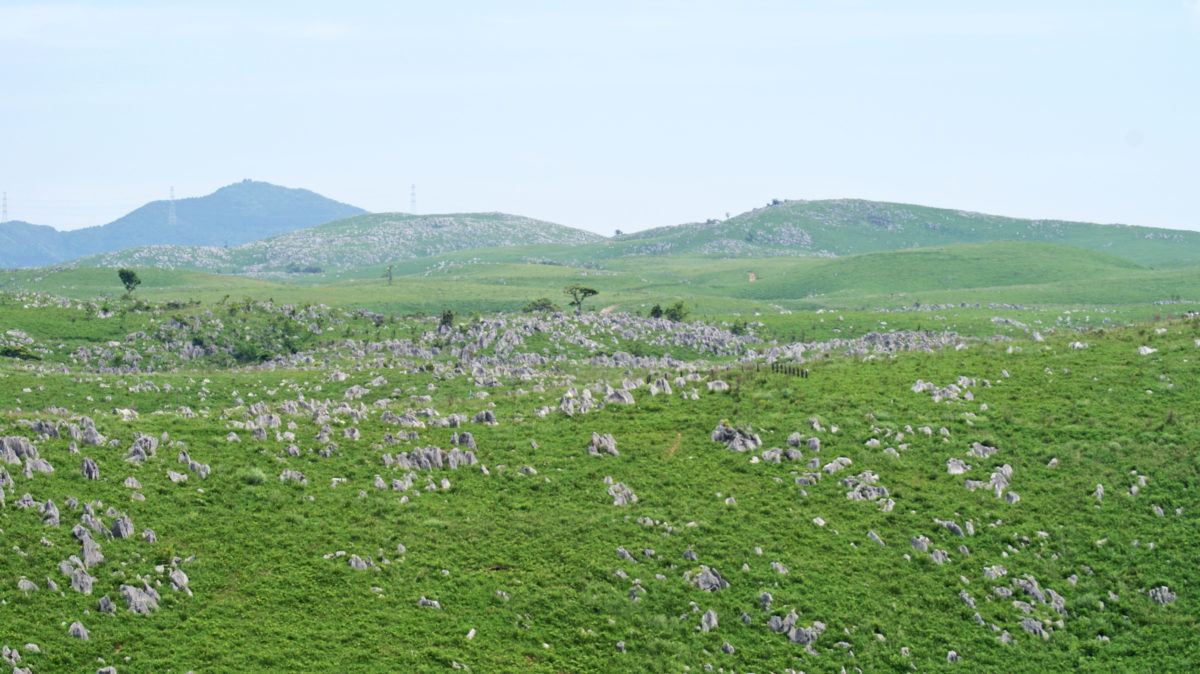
xmin=0 ymin=182 xmax=366 ymax=268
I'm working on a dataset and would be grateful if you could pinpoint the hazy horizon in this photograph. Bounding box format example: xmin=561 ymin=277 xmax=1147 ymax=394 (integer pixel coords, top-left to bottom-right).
xmin=2 ymin=1 xmax=1198 ymax=235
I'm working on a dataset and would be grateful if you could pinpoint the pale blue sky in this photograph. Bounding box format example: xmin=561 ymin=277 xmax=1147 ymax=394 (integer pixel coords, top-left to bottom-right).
xmin=2 ymin=1 xmax=1198 ymax=234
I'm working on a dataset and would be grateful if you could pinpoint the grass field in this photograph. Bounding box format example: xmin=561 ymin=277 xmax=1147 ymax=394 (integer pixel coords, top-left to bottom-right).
xmin=0 ymin=287 xmax=1197 ymax=671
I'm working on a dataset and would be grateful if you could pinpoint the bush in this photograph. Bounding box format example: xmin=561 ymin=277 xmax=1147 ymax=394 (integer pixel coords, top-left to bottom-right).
xmin=664 ymin=300 xmax=689 ymax=322
xmin=523 ymin=297 xmax=560 ymax=313
xmin=237 ymin=467 xmax=266 ymax=486
xmin=440 ymin=308 xmax=455 ymax=328
xmin=649 ymin=303 xmax=663 ymax=318
xmin=0 ymin=345 xmax=41 ymax=361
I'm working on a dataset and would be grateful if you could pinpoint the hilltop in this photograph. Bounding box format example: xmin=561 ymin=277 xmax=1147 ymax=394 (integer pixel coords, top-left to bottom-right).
xmin=76 ymin=212 xmax=605 ymax=275
xmin=608 ymin=199 xmax=1200 ymax=266
xmin=0 ymin=180 xmax=366 ymax=268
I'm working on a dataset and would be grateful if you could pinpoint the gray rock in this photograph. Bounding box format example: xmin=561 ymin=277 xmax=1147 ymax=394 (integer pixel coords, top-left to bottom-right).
xmin=41 ymin=499 xmax=60 ymax=527
xmin=691 ymin=566 xmax=729 ymax=592
xmin=120 ymin=583 xmax=160 ymax=614
xmin=472 ymin=410 xmax=498 ymax=425
xmin=759 ymin=592 xmax=772 ymax=611
xmin=68 ymin=621 xmax=89 ymax=640
xmin=786 ymin=622 xmax=825 ymax=645
xmin=607 ymin=482 xmax=637 ymax=506
xmin=1019 ymin=617 xmax=1049 ymax=640
xmin=700 ymin=609 xmax=718 ymax=632
xmin=81 ymin=457 xmax=100 ymax=480
xmin=169 ymin=568 xmax=189 ymax=591
xmin=417 ymin=596 xmax=441 ymax=609
xmin=279 ymin=469 xmax=307 ymax=485
xmin=142 ymin=528 xmax=157 ymax=543
xmin=947 ymin=458 xmax=970 ymax=475
xmin=70 ymin=568 xmax=96 ymax=594
xmin=721 ymin=641 xmax=734 ymax=654
xmin=81 ymin=536 xmax=104 ymax=568
xmin=1148 ymin=586 xmax=1176 ymax=605
xmin=98 ymin=595 xmax=115 ymax=614
xmin=110 ymin=514 xmax=134 ymax=539
xmin=868 ymin=530 xmax=885 ymax=547
xmin=587 ymin=432 xmax=619 ymax=456
xmin=18 ymin=578 xmax=37 ymax=593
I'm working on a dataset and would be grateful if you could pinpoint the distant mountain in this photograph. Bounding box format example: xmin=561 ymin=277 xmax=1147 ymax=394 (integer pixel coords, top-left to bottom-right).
xmin=0 ymin=180 xmax=366 ymax=268
xmin=54 ymin=197 xmax=1200 ymax=275
xmin=0 ymin=221 xmax=66 ymax=268
xmin=74 ymin=212 xmax=605 ymax=274
xmin=606 ymin=199 xmax=1200 ymax=267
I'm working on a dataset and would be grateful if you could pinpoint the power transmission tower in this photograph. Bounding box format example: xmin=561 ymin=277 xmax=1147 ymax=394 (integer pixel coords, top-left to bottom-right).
xmin=167 ymin=186 xmax=177 ymax=227
xmin=410 ymin=184 xmax=416 ymax=214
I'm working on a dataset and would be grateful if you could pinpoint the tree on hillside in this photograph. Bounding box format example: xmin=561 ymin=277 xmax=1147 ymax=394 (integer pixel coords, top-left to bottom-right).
xmin=563 ymin=284 xmax=598 ymax=315
xmin=118 ymin=268 xmax=141 ymax=296
xmin=649 ymin=303 xmax=663 ymax=318
xmin=664 ymin=300 xmax=689 ymax=322
xmin=439 ymin=308 xmax=455 ymax=328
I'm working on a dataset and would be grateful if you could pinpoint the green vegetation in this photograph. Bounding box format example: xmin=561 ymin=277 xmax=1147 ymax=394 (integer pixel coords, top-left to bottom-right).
xmin=0 ymin=290 xmax=1196 ymax=672
xmin=522 ymin=297 xmax=560 ymax=313
xmin=118 ymin=267 xmax=141 ymax=295
xmin=564 ymin=283 xmax=599 ymax=313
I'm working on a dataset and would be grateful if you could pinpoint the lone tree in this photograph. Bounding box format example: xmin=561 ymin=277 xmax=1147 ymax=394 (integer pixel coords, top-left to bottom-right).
xmin=649 ymin=303 xmax=664 ymax=318
xmin=118 ymin=268 xmax=141 ymax=296
xmin=563 ymin=283 xmax=598 ymax=315
xmin=439 ymin=308 xmax=455 ymax=328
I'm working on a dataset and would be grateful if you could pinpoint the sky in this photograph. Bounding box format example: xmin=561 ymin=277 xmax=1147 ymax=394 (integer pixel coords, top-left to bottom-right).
xmin=1 ymin=0 xmax=1198 ymax=235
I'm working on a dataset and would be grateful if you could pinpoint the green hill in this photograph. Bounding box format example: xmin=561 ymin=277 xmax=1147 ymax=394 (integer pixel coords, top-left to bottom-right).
xmin=75 ymin=211 xmax=605 ymax=275
xmin=609 ymin=199 xmax=1200 ymax=267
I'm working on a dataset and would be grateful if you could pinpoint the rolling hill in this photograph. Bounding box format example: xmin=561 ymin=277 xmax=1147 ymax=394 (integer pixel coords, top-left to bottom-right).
xmin=0 ymin=180 xmax=366 ymax=268
xmin=608 ymin=199 xmax=1200 ymax=267
xmin=75 ymin=212 xmax=605 ymax=275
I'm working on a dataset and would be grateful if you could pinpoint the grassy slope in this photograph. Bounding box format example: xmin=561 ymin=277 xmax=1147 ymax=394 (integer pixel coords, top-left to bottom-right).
xmin=10 ymin=241 xmax=1200 ymax=319
xmin=0 ymin=302 xmax=1197 ymax=671
xmin=613 ymin=199 xmax=1200 ymax=266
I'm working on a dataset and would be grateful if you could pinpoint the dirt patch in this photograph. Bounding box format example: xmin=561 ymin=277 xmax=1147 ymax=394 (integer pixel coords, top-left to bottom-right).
xmin=664 ymin=432 xmax=682 ymax=459
xmin=599 ymin=305 xmax=618 ymax=314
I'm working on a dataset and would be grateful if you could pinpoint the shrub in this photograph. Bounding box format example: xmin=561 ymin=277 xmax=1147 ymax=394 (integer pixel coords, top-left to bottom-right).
xmin=523 ymin=297 xmax=560 ymax=313
xmin=237 ymin=467 xmax=266 ymax=486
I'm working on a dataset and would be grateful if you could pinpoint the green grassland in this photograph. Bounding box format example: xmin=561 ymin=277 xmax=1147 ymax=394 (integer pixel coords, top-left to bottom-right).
xmin=0 ymin=293 xmax=1197 ymax=672
xmin=9 ymin=241 xmax=1200 ymax=322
